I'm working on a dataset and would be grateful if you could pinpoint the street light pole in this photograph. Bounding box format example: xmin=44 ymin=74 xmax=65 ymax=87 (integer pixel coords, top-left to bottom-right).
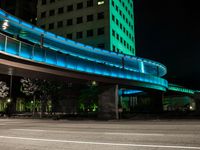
xmin=6 ymin=68 xmax=13 ymax=117
xmin=8 ymin=68 xmax=13 ymax=102
xmin=9 ymin=74 xmax=12 ymax=100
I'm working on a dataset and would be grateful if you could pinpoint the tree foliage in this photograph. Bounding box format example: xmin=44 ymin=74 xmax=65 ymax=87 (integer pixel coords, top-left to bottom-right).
xmin=0 ymin=81 xmax=9 ymax=98
xmin=20 ymin=78 xmax=38 ymax=96
xmin=20 ymin=78 xmax=68 ymax=115
xmin=79 ymin=86 xmax=99 ymax=112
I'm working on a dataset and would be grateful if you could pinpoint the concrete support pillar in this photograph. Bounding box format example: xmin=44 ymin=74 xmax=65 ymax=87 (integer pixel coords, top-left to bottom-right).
xmin=98 ymin=84 xmax=119 ymax=120
xmin=194 ymin=93 xmax=200 ymax=114
xmin=56 ymin=87 xmax=79 ymax=114
xmin=150 ymin=92 xmax=164 ymax=113
xmin=64 ymin=93 xmax=78 ymax=114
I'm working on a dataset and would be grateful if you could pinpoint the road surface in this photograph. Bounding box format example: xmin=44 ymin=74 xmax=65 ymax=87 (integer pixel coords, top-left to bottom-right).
xmin=0 ymin=119 xmax=200 ymax=150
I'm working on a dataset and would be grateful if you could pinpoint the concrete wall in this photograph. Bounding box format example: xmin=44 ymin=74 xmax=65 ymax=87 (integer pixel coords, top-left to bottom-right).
xmin=98 ymin=84 xmax=118 ymax=119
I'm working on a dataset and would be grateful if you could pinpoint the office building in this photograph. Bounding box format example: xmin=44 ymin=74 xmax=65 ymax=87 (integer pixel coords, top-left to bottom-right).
xmin=37 ymin=0 xmax=135 ymax=55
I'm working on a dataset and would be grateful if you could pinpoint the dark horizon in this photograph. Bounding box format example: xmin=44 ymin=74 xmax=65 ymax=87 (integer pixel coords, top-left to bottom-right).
xmin=134 ymin=0 xmax=200 ymax=89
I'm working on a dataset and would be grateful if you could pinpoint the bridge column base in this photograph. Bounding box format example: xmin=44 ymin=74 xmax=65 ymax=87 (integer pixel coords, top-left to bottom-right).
xmin=98 ymin=84 xmax=119 ymax=120
xmin=56 ymin=87 xmax=79 ymax=115
xmin=149 ymin=92 xmax=164 ymax=113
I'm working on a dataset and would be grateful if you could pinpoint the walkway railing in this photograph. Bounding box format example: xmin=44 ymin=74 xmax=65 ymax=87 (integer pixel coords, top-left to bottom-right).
xmin=0 ymin=33 xmax=167 ymax=91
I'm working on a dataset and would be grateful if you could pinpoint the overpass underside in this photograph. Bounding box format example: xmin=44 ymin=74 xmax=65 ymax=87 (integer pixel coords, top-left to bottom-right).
xmin=0 ymin=53 xmax=164 ymax=119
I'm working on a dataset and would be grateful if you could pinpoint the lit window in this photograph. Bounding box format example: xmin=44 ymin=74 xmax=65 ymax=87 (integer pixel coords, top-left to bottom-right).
xmin=98 ymin=0 xmax=104 ymax=5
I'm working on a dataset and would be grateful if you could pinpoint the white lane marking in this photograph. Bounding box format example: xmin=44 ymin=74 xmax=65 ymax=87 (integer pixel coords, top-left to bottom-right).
xmin=0 ymin=135 xmax=200 ymax=149
xmin=11 ymin=129 xmax=45 ymax=132
xmin=0 ymin=121 xmax=24 ymax=124
xmin=105 ymin=132 xmax=164 ymax=136
xmin=11 ymin=129 xmax=164 ymax=136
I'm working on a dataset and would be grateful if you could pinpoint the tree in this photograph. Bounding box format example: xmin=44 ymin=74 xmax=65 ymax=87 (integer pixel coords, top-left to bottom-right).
xmin=46 ymin=81 xmax=68 ymax=115
xmin=20 ymin=78 xmax=38 ymax=96
xmin=20 ymin=78 xmax=64 ymax=117
xmin=0 ymin=81 xmax=9 ymax=98
xmin=35 ymin=79 xmax=51 ymax=117
xmin=79 ymin=85 xmax=99 ymax=112
xmin=21 ymin=78 xmax=38 ymax=116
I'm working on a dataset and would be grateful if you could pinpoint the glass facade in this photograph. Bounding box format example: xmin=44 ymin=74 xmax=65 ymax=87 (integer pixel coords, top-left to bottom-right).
xmin=110 ymin=0 xmax=135 ymax=55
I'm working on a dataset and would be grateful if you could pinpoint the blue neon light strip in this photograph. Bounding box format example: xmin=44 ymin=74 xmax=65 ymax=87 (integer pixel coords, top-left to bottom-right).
xmin=119 ymin=90 xmax=143 ymax=96
xmin=0 ymin=34 xmax=168 ymax=89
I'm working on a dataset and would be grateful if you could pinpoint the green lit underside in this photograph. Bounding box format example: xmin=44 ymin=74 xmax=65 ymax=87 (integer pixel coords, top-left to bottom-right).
xmin=109 ymin=0 xmax=135 ymax=56
xmin=168 ymin=84 xmax=197 ymax=95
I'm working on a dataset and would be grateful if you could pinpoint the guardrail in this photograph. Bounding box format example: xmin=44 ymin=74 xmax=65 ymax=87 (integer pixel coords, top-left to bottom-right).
xmin=0 ymin=33 xmax=168 ymax=91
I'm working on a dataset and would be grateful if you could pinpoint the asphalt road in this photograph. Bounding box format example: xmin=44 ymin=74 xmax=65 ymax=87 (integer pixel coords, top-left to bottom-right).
xmin=0 ymin=119 xmax=200 ymax=150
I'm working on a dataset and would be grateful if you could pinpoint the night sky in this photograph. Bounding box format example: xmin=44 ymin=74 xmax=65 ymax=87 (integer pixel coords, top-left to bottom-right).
xmin=134 ymin=0 xmax=200 ymax=89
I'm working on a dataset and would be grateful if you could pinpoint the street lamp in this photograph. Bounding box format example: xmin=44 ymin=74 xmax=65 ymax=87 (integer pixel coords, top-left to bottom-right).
xmin=7 ymin=98 xmax=11 ymax=103
xmin=8 ymin=68 xmax=13 ymax=102
xmin=2 ymin=20 xmax=9 ymax=30
xmin=92 ymin=81 xmax=97 ymax=86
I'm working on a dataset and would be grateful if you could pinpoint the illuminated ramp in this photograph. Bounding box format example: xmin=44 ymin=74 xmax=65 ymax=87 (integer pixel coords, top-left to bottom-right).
xmin=0 ymin=9 xmax=168 ymax=91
